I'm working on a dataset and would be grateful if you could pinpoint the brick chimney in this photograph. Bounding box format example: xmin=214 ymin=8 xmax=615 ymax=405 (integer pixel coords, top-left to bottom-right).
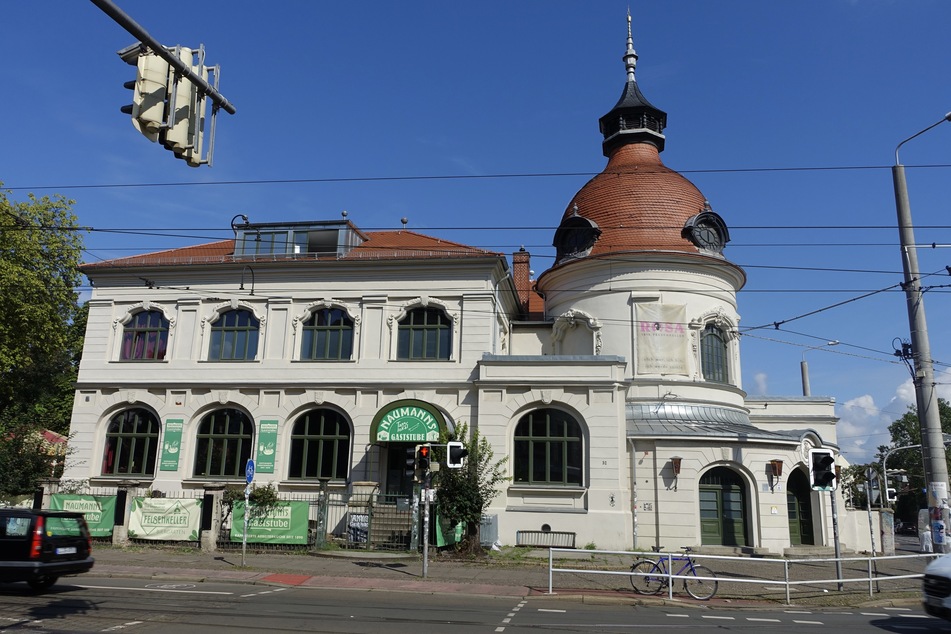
xmin=512 ymin=247 xmax=531 ymax=315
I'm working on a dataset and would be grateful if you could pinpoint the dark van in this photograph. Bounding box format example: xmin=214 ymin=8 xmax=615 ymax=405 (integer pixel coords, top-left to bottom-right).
xmin=0 ymin=509 xmax=94 ymax=591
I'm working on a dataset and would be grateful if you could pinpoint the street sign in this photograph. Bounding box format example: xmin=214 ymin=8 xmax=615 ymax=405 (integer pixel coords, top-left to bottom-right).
xmin=246 ymin=459 xmax=255 ymax=484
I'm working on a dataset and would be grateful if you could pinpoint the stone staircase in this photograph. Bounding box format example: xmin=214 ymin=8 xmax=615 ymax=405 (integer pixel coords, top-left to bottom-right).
xmin=369 ymin=504 xmax=413 ymax=549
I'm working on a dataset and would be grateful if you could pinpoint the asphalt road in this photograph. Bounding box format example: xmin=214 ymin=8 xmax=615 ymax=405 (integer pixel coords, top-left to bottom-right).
xmin=0 ymin=575 xmax=948 ymax=633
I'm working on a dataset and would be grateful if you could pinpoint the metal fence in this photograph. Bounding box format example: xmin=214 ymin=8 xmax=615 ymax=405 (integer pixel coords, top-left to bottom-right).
xmin=546 ymin=547 xmax=931 ymax=604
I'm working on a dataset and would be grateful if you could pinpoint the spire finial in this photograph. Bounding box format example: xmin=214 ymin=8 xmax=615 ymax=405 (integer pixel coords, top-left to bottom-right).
xmin=624 ymin=9 xmax=638 ymax=82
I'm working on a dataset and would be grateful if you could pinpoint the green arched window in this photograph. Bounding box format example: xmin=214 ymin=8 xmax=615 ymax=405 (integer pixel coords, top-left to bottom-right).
xmin=701 ymin=323 xmax=729 ymax=383
xmin=288 ymin=409 xmax=351 ymax=480
xmin=193 ymin=409 xmax=254 ymax=478
xmin=513 ymin=409 xmax=583 ymax=486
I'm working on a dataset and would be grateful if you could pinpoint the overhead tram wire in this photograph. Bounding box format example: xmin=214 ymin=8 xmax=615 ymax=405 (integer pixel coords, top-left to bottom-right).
xmin=7 ymin=161 xmax=951 ymax=192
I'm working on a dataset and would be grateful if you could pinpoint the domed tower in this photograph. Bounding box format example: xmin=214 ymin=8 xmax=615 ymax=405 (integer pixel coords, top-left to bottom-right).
xmin=536 ymin=13 xmax=746 ymax=406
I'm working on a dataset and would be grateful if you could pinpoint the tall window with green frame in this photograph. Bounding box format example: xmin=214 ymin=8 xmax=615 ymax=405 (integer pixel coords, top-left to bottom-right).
xmin=301 ymin=308 xmax=353 ymax=360
xmin=397 ymin=307 xmax=451 ymax=360
xmin=513 ymin=408 xmax=584 ymax=486
xmin=209 ymin=309 xmax=259 ymax=361
xmin=193 ymin=409 xmax=254 ymax=478
xmin=288 ymin=409 xmax=351 ymax=480
xmin=101 ymin=408 xmax=160 ymax=476
xmin=120 ymin=310 xmax=169 ymax=360
xmin=700 ymin=323 xmax=729 ymax=383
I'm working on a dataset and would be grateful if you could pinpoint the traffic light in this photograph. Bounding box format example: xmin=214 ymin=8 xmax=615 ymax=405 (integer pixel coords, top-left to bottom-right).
xmin=446 ymin=441 xmax=469 ymax=469
xmin=416 ymin=445 xmax=432 ymax=473
xmin=808 ymin=448 xmax=837 ymax=491
xmin=162 ymin=47 xmax=207 ymax=167
xmin=121 ymin=52 xmax=169 ymax=142
xmin=404 ymin=447 xmax=417 ymax=478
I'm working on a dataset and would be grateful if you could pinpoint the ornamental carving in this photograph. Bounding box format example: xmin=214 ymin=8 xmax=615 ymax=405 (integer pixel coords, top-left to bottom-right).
xmin=112 ymin=301 xmax=177 ymax=331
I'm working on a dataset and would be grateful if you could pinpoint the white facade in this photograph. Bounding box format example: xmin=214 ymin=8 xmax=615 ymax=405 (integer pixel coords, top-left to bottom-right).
xmin=64 ymin=23 xmax=855 ymax=554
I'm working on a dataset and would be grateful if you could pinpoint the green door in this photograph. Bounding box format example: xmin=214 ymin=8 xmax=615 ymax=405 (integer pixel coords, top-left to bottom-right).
xmin=699 ymin=467 xmax=748 ymax=546
xmin=787 ymin=469 xmax=815 ymax=545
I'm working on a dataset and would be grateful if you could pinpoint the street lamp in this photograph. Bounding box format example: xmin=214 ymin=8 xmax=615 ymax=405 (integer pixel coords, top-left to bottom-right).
xmin=892 ymin=113 xmax=951 ymax=515
xmin=800 ymin=340 xmax=839 ymax=396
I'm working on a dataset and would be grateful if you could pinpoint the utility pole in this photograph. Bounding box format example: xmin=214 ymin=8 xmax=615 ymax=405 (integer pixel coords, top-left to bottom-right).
xmin=892 ymin=112 xmax=951 ymax=551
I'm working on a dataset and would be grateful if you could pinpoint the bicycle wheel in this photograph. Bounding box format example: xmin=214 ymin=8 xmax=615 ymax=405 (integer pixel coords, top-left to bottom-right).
xmin=629 ymin=559 xmax=665 ymax=595
xmin=683 ymin=564 xmax=718 ymax=600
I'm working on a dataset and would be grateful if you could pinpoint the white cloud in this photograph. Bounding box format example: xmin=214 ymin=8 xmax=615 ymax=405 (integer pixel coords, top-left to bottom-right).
xmin=837 ymin=394 xmax=891 ymax=465
xmin=753 ymin=372 xmax=768 ymax=395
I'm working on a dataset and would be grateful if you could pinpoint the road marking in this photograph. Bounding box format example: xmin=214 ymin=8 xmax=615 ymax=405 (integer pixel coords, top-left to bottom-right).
xmin=103 ymin=622 xmax=143 ymax=631
xmin=502 ymin=617 xmax=511 ymax=623
xmin=860 ymin=612 xmax=889 ymax=617
xmin=79 ymin=584 xmax=232 ymax=595
xmin=884 ymin=607 xmax=911 ymax=611
xmin=901 ymin=615 xmax=931 ymax=619
xmin=746 ymin=618 xmax=781 ymax=622
xmin=792 ymin=620 xmax=824 ymax=625
xmin=538 ymin=609 xmax=567 ymax=613
xmin=666 ymin=613 xmax=690 ymax=618
xmin=701 ymin=615 xmax=735 ymax=620
xmin=784 ymin=610 xmax=813 ymax=614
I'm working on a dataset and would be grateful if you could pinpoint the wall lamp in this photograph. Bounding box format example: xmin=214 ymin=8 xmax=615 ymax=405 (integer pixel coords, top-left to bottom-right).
xmin=768 ymin=459 xmax=784 ymax=492
xmin=769 ymin=459 xmax=783 ymax=478
xmin=670 ymin=456 xmax=682 ymax=476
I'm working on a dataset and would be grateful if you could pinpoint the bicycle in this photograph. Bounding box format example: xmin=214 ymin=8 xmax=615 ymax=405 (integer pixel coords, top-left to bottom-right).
xmin=629 ymin=546 xmax=718 ymax=600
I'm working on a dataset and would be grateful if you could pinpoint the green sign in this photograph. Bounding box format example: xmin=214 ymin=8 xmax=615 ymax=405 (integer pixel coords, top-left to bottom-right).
xmin=256 ymin=420 xmax=278 ymax=474
xmin=50 ymin=494 xmax=116 ymax=537
xmin=230 ymin=501 xmax=308 ymax=544
xmin=160 ymin=419 xmax=184 ymax=471
xmin=374 ymin=401 xmax=442 ymax=443
xmin=128 ymin=497 xmax=202 ymax=541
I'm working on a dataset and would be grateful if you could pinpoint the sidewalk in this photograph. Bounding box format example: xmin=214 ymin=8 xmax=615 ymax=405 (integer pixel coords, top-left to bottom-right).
xmin=85 ymin=543 xmax=928 ymax=610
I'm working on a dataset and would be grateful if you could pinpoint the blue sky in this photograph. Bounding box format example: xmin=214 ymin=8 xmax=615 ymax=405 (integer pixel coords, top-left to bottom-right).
xmin=5 ymin=1 xmax=951 ymax=465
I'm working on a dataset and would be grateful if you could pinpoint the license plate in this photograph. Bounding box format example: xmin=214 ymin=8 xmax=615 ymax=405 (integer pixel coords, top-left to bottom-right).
xmin=55 ymin=546 xmax=77 ymax=555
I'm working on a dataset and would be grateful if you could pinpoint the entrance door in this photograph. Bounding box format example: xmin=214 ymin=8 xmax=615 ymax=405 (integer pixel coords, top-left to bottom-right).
xmin=699 ymin=467 xmax=748 ymax=546
xmin=787 ymin=469 xmax=815 ymax=545
xmin=384 ymin=444 xmax=416 ymax=498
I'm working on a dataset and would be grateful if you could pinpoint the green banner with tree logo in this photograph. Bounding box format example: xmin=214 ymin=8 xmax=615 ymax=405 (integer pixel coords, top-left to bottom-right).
xmin=128 ymin=497 xmax=202 ymax=541
xmin=160 ymin=419 xmax=184 ymax=471
xmin=50 ymin=494 xmax=116 ymax=537
xmin=230 ymin=501 xmax=308 ymax=544
xmin=255 ymin=420 xmax=278 ymax=474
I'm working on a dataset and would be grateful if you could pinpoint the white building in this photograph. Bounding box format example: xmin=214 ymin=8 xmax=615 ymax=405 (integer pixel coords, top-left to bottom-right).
xmin=66 ymin=18 xmax=850 ymax=554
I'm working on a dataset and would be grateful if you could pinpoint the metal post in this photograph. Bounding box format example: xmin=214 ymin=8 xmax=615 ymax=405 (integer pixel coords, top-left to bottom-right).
xmin=893 ymin=116 xmax=951 ymax=550
xmin=241 ymin=483 xmax=249 ymax=567
xmin=865 ymin=479 xmax=877 ymax=556
xmin=422 ymin=475 xmax=430 ymax=579
xmin=830 ymin=491 xmax=843 ymax=591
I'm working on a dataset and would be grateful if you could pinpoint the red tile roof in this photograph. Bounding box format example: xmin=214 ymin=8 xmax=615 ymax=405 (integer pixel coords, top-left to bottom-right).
xmin=81 ymin=231 xmax=500 ymax=272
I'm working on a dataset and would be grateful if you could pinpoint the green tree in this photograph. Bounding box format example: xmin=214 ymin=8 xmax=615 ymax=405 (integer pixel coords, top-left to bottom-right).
xmin=878 ymin=398 xmax=951 ymax=519
xmin=0 ymin=185 xmax=85 ymax=495
xmin=436 ymin=424 xmax=508 ymax=555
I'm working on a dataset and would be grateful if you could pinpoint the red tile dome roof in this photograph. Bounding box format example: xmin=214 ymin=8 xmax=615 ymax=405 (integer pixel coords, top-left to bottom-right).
xmin=557 ymin=143 xmax=706 ymax=260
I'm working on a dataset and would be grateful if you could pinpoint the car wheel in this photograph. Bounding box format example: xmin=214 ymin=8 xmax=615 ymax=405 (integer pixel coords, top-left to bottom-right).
xmin=26 ymin=576 xmax=58 ymax=591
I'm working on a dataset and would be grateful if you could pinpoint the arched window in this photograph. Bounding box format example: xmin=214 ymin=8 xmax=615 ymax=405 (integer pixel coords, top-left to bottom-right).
xmin=209 ymin=309 xmax=259 ymax=361
xmin=121 ymin=310 xmax=169 ymax=360
xmin=397 ymin=308 xmax=451 ymax=360
xmin=101 ymin=408 xmax=160 ymax=476
xmin=193 ymin=409 xmax=254 ymax=478
xmin=513 ymin=409 xmax=583 ymax=486
xmin=301 ymin=308 xmax=354 ymax=360
xmin=288 ymin=409 xmax=351 ymax=480
xmin=701 ymin=323 xmax=729 ymax=383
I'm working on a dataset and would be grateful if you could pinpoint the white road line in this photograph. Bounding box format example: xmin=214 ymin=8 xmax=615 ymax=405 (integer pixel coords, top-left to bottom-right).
xmin=538 ymin=609 xmax=567 ymax=613
xmin=860 ymin=612 xmax=889 ymax=617
xmin=792 ymin=620 xmax=824 ymax=625
xmin=495 ymin=628 xmax=505 ymax=633
xmin=901 ymin=615 xmax=931 ymax=619
xmin=502 ymin=618 xmax=511 ymax=623
xmin=884 ymin=607 xmax=911 ymax=611
xmin=746 ymin=618 xmax=781 ymax=622
xmin=784 ymin=610 xmax=813 ymax=614
xmin=79 ymin=584 xmax=233 ymax=595
xmin=701 ymin=615 xmax=735 ymax=620
xmin=666 ymin=613 xmax=690 ymax=618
